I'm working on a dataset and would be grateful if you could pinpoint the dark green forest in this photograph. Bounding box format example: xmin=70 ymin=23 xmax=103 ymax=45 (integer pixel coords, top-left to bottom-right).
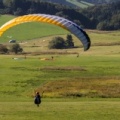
xmin=0 ymin=0 xmax=120 ymax=30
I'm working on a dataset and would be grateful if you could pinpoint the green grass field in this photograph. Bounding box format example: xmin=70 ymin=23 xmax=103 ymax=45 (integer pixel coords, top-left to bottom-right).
xmin=0 ymin=98 xmax=120 ymax=120
xmin=66 ymin=0 xmax=93 ymax=8
xmin=0 ymin=15 xmax=120 ymax=120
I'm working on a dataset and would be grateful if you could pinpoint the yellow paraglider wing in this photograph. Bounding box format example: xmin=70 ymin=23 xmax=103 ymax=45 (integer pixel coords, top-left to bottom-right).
xmin=0 ymin=14 xmax=91 ymax=51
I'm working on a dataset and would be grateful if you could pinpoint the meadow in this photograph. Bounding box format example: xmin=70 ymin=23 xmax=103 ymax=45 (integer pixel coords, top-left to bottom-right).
xmin=0 ymin=15 xmax=120 ymax=120
xmin=0 ymin=98 xmax=120 ymax=120
xmin=66 ymin=0 xmax=93 ymax=8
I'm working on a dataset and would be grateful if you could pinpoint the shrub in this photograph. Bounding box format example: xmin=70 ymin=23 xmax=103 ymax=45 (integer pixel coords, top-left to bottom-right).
xmin=48 ymin=37 xmax=66 ymax=49
xmin=10 ymin=43 xmax=23 ymax=54
xmin=0 ymin=44 xmax=8 ymax=53
xmin=65 ymin=34 xmax=74 ymax=48
xmin=48 ymin=35 xmax=74 ymax=49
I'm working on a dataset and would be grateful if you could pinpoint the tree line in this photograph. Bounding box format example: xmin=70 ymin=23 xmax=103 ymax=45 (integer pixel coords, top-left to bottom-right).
xmin=0 ymin=0 xmax=92 ymax=29
xmin=0 ymin=34 xmax=74 ymax=54
xmin=0 ymin=43 xmax=23 ymax=54
xmin=0 ymin=0 xmax=120 ymax=30
xmin=82 ymin=2 xmax=120 ymax=30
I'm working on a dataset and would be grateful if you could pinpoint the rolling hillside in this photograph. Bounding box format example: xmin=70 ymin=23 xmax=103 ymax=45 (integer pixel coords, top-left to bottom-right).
xmin=43 ymin=0 xmax=93 ymax=8
xmin=66 ymin=0 xmax=93 ymax=8
xmin=79 ymin=0 xmax=120 ymax=4
xmin=43 ymin=0 xmax=120 ymax=8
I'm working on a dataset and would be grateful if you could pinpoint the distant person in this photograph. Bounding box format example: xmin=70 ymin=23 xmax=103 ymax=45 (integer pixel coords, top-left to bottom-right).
xmin=51 ymin=56 xmax=54 ymax=60
xmin=77 ymin=53 xmax=79 ymax=57
xmin=34 ymin=92 xmax=41 ymax=107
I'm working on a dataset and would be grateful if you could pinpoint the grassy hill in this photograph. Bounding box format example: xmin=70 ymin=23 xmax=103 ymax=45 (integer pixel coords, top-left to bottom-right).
xmin=0 ymin=15 xmax=120 ymax=120
xmin=66 ymin=0 xmax=93 ymax=8
xmin=44 ymin=0 xmax=120 ymax=8
xmin=0 ymin=15 xmax=120 ymax=98
xmin=44 ymin=0 xmax=94 ymax=8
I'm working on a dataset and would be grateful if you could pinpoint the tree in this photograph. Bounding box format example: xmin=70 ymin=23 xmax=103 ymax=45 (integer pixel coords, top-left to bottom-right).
xmin=110 ymin=14 xmax=120 ymax=30
xmin=0 ymin=44 xmax=8 ymax=53
xmin=3 ymin=0 xmax=13 ymax=7
xmin=65 ymin=34 xmax=74 ymax=48
xmin=96 ymin=20 xmax=113 ymax=30
xmin=14 ymin=8 xmax=24 ymax=16
xmin=10 ymin=43 xmax=23 ymax=54
xmin=48 ymin=35 xmax=75 ymax=49
xmin=0 ymin=0 xmax=4 ymax=8
xmin=48 ymin=37 xmax=66 ymax=49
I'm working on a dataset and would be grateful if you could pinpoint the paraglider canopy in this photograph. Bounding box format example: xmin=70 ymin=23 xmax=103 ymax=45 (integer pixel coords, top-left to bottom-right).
xmin=0 ymin=14 xmax=91 ymax=51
